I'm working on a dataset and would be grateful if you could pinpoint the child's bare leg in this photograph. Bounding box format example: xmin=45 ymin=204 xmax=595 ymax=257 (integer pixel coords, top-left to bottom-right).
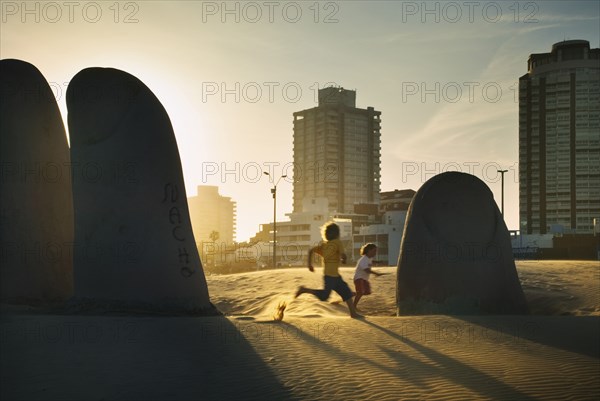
xmin=346 ymin=298 xmax=361 ymax=318
xmin=295 ymin=286 xmax=309 ymax=298
xmin=295 ymin=286 xmax=323 ymax=299
xmin=354 ymin=293 xmax=363 ymax=308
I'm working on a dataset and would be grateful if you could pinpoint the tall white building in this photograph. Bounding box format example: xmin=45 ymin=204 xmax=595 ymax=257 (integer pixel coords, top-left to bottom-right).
xmin=292 ymin=87 xmax=381 ymax=214
xmin=519 ymin=40 xmax=600 ymax=234
xmin=188 ymin=185 xmax=236 ymax=245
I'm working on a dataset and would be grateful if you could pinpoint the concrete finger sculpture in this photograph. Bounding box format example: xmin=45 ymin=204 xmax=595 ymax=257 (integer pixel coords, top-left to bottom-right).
xmin=1 ymin=59 xmax=74 ymax=304
xmin=397 ymin=172 xmax=529 ymax=315
xmin=67 ymin=67 xmax=217 ymax=314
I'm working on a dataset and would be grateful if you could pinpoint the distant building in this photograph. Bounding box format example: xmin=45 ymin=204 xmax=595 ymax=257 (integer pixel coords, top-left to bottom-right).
xmin=248 ymin=223 xmax=272 ymax=245
xmin=292 ymin=87 xmax=382 ymax=214
xmin=274 ymin=197 xmax=353 ymax=266
xmin=379 ymin=189 xmax=416 ymax=213
xmin=251 ymin=186 xmax=417 ymax=266
xmin=519 ymin=40 xmax=600 ymax=234
xmin=188 ymin=185 xmax=236 ymax=246
xmin=271 ymin=197 xmax=329 ymax=266
xmin=510 ymin=230 xmax=599 ymax=260
xmin=233 ymin=241 xmax=272 ymax=269
xmin=332 ymin=203 xmax=380 ymax=250
xmin=353 ymin=210 xmax=408 ymax=266
xmin=253 ymin=84 xmax=417 ymax=265
xmin=348 ymin=189 xmax=415 ymax=265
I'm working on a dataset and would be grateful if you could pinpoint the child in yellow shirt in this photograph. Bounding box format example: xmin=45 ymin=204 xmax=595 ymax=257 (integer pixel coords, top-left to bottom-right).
xmin=295 ymin=222 xmax=360 ymax=318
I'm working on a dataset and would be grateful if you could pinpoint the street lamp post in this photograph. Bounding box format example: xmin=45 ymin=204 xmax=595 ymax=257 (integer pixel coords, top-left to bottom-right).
xmin=264 ymin=172 xmax=287 ymax=268
xmin=497 ymin=169 xmax=508 ymax=216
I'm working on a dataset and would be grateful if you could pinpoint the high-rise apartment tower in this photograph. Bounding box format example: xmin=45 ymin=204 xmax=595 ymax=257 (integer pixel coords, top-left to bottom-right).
xmin=292 ymin=87 xmax=382 ymax=214
xmin=188 ymin=185 xmax=236 ymax=244
xmin=519 ymin=40 xmax=600 ymax=234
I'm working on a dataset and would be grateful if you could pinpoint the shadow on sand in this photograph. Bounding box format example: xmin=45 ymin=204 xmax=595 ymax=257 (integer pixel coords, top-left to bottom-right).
xmin=0 ymin=314 xmax=294 ymax=401
xmin=359 ymin=319 xmax=537 ymax=400
xmin=280 ymin=319 xmax=536 ymax=400
xmin=454 ymin=315 xmax=600 ymax=359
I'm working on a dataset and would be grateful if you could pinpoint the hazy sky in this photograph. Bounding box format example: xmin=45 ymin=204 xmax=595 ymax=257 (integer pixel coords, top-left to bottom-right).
xmin=2 ymin=0 xmax=599 ymax=241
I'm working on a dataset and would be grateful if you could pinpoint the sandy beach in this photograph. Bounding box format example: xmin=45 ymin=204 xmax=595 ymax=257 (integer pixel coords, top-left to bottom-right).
xmin=2 ymin=260 xmax=599 ymax=400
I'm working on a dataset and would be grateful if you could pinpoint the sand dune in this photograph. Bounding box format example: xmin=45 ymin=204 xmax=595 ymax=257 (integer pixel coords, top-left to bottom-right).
xmin=1 ymin=260 xmax=599 ymax=400
xmin=517 ymin=261 xmax=600 ymax=316
xmin=207 ymin=261 xmax=600 ymax=319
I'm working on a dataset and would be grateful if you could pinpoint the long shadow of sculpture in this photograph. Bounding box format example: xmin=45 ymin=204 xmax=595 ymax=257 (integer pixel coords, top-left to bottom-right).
xmin=397 ymin=172 xmax=529 ymax=315
xmin=362 ymin=319 xmax=537 ymax=400
xmin=455 ymin=315 xmax=600 ymax=359
xmin=1 ymin=315 xmax=295 ymax=400
xmin=67 ymin=67 xmax=217 ymax=315
xmin=1 ymin=59 xmax=74 ymax=305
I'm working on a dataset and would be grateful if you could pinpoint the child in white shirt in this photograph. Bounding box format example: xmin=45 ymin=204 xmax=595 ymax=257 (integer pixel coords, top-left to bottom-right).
xmin=353 ymin=243 xmax=383 ymax=309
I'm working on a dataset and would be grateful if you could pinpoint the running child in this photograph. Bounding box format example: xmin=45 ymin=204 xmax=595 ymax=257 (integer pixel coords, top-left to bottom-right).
xmin=295 ymin=222 xmax=360 ymax=318
xmin=353 ymin=243 xmax=384 ymax=309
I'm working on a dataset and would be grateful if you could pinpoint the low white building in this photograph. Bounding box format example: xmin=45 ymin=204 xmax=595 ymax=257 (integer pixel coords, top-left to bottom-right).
xmin=509 ymin=232 xmax=554 ymax=259
xmin=232 ymin=241 xmax=272 ymax=268
xmin=250 ymin=197 xmax=354 ymax=267
xmin=353 ymin=210 xmax=408 ymax=266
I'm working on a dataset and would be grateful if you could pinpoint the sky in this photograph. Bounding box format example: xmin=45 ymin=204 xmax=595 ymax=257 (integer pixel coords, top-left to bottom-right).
xmin=1 ymin=0 xmax=599 ymax=242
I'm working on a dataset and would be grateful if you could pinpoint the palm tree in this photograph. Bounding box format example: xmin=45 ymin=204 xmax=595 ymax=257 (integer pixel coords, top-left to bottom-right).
xmin=208 ymin=231 xmax=220 ymax=268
